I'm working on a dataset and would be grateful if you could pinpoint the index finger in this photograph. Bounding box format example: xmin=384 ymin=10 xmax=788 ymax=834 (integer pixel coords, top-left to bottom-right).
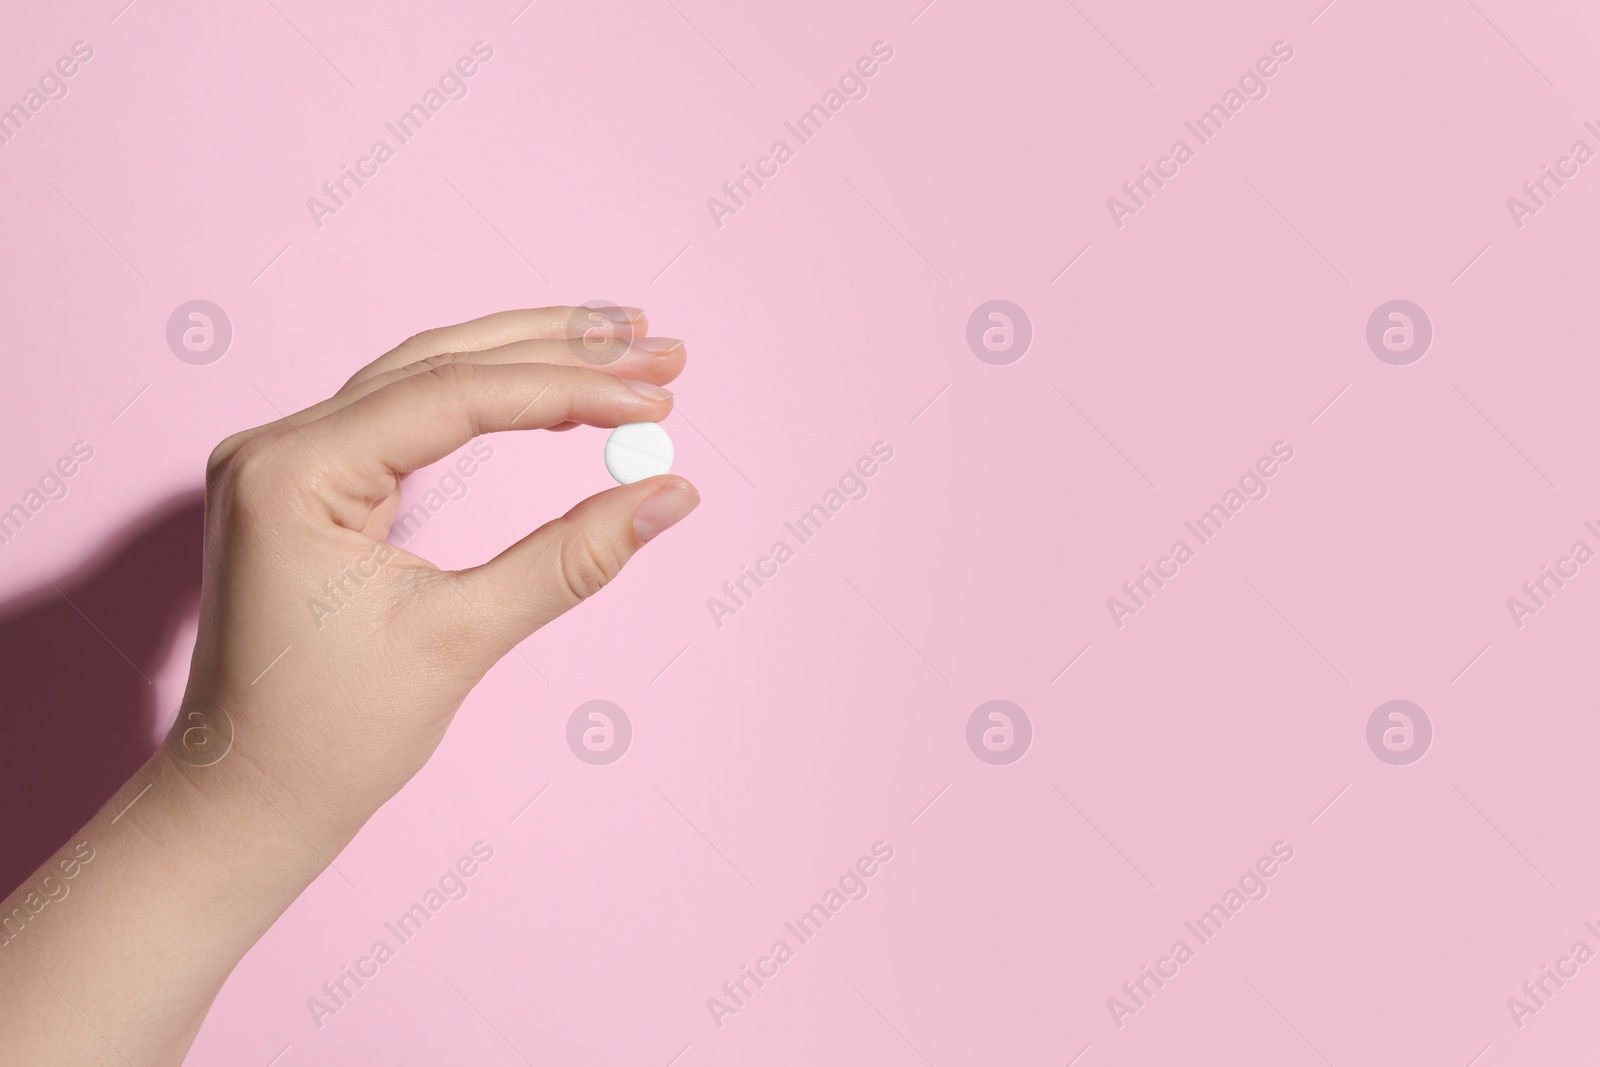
xmin=309 ymin=361 xmax=673 ymax=491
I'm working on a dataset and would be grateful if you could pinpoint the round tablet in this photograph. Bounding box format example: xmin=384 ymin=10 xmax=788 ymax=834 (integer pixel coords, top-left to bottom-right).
xmin=604 ymin=422 xmax=674 ymax=484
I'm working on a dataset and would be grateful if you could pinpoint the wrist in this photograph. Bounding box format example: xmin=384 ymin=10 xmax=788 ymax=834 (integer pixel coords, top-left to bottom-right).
xmin=166 ymin=673 xmax=410 ymax=842
xmin=144 ymin=741 xmax=332 ymax=910
xmin=158 ymin=704 xmax=376 ymax=881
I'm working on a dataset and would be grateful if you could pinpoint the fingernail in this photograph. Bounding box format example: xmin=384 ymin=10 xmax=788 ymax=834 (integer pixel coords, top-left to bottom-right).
xmin=631 ymin=337 xmax=683 ymax=354
xmin=623 ymin=379 xmax=672 ymax=400
xmin=633 ymin=482 xmax=699 ymax=542
xmin=619 ymin=306 xmax=645 ymax=319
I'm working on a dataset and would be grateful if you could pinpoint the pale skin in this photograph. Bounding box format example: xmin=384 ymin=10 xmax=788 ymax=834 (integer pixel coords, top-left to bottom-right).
xmin=0 ymin=306 xmax=699 ymax=1065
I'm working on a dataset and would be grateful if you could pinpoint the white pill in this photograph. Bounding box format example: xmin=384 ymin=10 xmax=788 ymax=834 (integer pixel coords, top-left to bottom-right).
xmin=605 ymin=422 xmax=674 ymax=484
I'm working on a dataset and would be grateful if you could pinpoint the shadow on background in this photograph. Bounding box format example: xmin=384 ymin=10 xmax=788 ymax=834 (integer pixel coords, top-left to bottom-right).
xmin=0 ymin=492 xmax=204 ymax=898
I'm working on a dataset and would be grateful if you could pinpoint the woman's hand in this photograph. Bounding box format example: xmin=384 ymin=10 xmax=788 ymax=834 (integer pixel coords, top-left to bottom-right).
xmin=184 ymin=304 xmax=698 ymax=818
xmin=0 ymin=305 xmax=699 ymax=1066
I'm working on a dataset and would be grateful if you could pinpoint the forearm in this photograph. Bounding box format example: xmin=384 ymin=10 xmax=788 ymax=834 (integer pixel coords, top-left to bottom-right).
xmin=0 ymin=743 xmax=351 ymax=1065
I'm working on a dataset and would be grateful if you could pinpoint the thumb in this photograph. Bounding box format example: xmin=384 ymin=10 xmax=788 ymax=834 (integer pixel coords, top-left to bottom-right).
xmin=453 ymin=475 xmax=700 ymax=644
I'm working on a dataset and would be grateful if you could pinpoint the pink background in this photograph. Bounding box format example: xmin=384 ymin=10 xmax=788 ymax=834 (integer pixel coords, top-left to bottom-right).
xmin=4 ymin=0 xmax=1600 ymax=1063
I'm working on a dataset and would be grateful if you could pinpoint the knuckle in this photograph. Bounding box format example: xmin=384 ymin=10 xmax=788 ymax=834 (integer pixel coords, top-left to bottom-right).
xmin=230 ymin=438 xmax=286 ymax=492
xmin=205 ymin=432 xmax=250 ymax=486
xmin=412 ymin=358 xmax=475 ymax=392
xmin=211 ymin=433 xmax=301 ymax=507
xmin=556 ymin=523 xmax=624 ymax=603
xmin=416 ymin=350 xmax=462 ymax=373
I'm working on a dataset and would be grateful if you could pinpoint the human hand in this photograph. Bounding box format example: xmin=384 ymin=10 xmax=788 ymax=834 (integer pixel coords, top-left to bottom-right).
xmin=0 ymin=306 xmax=701 ymax=1066
xmin=179 ymin=305 xmax=699 ymax=830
